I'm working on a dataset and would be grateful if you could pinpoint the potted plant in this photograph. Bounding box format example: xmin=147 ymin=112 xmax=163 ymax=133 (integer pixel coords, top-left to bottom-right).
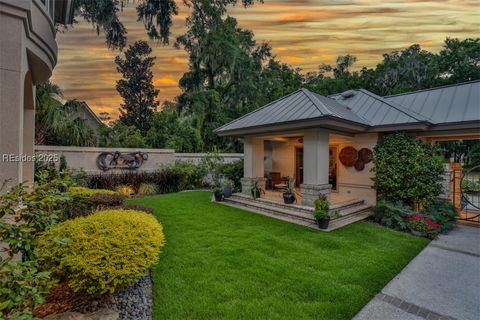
xmin=213 ymin=188 xmax=224 ymax=201
xmin=407 ymin=213 xmax=440 ymax=238
xmin=314 ymin=194 xmax=330 ymax=229
xmin=223 ymin=179 xmax=234 ymax=198
xmin=251 ymin=177 xmax=264 ymax=199
xmin=283 ymin=180 xmax=296 ymax=204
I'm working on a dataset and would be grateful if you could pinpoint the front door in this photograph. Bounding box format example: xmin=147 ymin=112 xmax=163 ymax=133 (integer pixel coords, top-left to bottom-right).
xmin=329 ymin=146 xmax=338 ymax=191
xmin=295 ymin=147 xmax=304 ymax=187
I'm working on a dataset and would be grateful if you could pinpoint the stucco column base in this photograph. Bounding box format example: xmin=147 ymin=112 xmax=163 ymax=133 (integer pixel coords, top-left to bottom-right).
xmin=241 ymin=177 xmax=266 ymax=196
xmin=300 ymin=184 xmax=331 ymax=207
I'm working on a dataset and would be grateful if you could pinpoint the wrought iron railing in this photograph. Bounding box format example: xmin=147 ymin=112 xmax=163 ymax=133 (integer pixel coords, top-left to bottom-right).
xmin=455 ymin=165 xmax=480 ymax=223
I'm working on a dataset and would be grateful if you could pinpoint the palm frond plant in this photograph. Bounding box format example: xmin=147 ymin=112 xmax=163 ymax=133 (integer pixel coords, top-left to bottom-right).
xmin=251 ymin=177 xmax=264 ymax=199
xmin=282 ymin=179 xmax=296 ymax=204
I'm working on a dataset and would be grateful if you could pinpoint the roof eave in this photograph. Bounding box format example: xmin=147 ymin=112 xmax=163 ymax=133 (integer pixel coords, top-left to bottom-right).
xmin=216 ymin=116 xmax=369 ymax=137
xmin=367 ymin=121 xmax=431 ymax=132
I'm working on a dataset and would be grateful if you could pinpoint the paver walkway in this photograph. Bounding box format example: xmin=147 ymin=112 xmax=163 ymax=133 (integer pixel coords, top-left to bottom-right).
xmin=354 ymin=225 xmax=480 ymax=320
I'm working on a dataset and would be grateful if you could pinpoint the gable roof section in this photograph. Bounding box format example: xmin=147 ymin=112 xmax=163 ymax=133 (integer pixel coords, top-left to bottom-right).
xmin=215 ymin=88 xmax=370 ymax=134
xmin=329 ymin=89 xmax=432 ymax=126
xmin=384 ymin=80 xmax=480 ymax=125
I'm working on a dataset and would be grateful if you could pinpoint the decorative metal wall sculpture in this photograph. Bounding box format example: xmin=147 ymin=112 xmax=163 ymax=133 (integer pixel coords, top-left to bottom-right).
xmin=339 ymin=147 xmax=372 ymax=171
xmin=97 ymin=151 xmax=148 ymax=171
xmin=339 ymin=146 xmax=358 ymax=166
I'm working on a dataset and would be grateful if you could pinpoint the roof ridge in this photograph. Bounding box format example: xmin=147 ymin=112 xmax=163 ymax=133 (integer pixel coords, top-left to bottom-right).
xmin=304 ymin=89 xmax=373 ymax=125
xmin=384 ymin=80 xmax=480 ymax=98
xmin=358 ymin=89 xmax=432 ymax=123
xmin=300 ymin=88 xmax=332 ymax=115
xmin=214 ymin=89 xmax=303 ymax=132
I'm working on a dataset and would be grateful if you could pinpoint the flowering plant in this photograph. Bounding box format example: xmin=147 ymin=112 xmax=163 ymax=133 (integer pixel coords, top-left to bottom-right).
xmin=407 ymin=213 xmax=440 ymax=238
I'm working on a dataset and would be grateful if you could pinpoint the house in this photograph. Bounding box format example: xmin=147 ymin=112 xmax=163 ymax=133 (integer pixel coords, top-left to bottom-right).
xmin=0 ymin=0 xmax=74 ymax=187
xmin=51 ymin=94 xmax=103 ymax=140
xmin=215 ymin=81 xmax=479 ymax=227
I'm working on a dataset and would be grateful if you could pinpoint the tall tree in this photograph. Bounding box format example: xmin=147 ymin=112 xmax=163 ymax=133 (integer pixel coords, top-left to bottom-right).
xmin=71 ymin=0 xmax=262 ymax=49
xmin=115 ymin=40 xmax=159 ymax=133
xmin=438 ymin=38 xmax=480 ymax=84
xmin=370 ymin=44 xmax=438 ymax=95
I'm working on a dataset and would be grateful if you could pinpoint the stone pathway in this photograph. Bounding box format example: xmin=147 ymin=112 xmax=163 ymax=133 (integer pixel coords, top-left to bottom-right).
xmin=354 ymin=225 xmax=480 ymax=320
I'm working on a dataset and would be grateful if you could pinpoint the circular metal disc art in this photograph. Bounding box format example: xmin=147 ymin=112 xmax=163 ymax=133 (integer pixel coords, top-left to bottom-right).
xmin=354 ymin=159 xmax=365 ymax=171
xmin=339 ymin=146 xmax=358 ymax=166
xmin=358 ymin=148 xmax=373 ymax=164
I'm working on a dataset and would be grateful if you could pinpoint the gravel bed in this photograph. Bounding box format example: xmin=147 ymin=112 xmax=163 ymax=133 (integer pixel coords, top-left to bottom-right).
xmin=73 ymin=272 xmax=153 ymax=320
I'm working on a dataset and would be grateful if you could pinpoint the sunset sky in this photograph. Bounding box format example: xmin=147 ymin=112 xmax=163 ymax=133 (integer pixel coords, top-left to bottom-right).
xmin=51 ymin=0 xmax=479 ymax=118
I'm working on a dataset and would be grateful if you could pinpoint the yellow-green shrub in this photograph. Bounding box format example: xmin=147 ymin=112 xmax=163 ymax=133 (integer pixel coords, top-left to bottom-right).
xmin=36 ymin=209 xmax=165 ymax=294
xmin=69 ymin=186 xmax=117 ymax=196
xmin=137 ymin=183 xmax=158 ymax=196
xmin=115 ymin=185 xmax=135 ymax=197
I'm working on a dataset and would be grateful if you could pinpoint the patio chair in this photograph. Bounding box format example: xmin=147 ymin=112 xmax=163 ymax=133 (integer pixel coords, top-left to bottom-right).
xmin=270 ymin=172 xmax=288 ymax=191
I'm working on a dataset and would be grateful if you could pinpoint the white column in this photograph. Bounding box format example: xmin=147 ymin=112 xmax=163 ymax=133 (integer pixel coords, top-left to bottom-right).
xmin=303 ymin=129 xmax=329 ymax=185
xmin=241 ymin=136 xmax=265 ymax=195
xmin=243 ymin=136 xmax=264 ymax=178
xmin=301 ymin=129 xmax=331 ymax=206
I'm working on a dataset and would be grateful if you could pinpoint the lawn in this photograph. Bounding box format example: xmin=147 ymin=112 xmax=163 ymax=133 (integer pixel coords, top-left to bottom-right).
xmin=130 ymin=191 xmax=428 ymax=320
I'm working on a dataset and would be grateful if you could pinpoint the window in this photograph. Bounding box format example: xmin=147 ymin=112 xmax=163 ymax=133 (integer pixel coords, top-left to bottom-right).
xmin=40 ymin=0 xmax=54 ymax=20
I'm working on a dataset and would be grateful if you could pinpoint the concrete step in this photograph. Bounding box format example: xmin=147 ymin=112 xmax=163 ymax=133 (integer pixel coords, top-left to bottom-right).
xmin=222 ymin=194 xmax=372 ymax=231
xmin=221 ymin=201 xmax=319 ymax=230
xmin=329 ymin=209 xmax=372 ymax=231
xmin=225 ymin=196 xmax=316 ymax=222
xmin=330 ymin=198 xmax=366 ymax=211
xmin=229 ymin=193 xmax=365 ymax=215
xmin=229 ymin=194 xmax=314 ymax=215
xmin=335 ymin=203 xmax=371 ymax=218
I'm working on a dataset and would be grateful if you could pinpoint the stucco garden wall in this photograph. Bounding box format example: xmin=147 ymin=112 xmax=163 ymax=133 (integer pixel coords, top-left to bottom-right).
xmin=35 ymin=146 xmax=243 ymax=174
xmin=175 ymin=153 xmax=243 ymax=164
xmin=332 ymin=133 xmax=379 ymax=206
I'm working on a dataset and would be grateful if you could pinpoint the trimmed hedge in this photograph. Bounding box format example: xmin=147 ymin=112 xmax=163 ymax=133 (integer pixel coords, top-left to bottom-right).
xmin=36 ymin=209 xmax=165 ymax=295
xmin=68 ymin=187 xmax=124 ymax=218
xmin=84 ymin=169 xmax=181 ymax=194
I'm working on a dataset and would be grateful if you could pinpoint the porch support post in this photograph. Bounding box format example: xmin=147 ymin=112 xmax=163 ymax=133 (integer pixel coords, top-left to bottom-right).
xmin=301 ymin=129 xmax=331 ymax=207
xmin=241 ymin=136 xmax=265 ymax=195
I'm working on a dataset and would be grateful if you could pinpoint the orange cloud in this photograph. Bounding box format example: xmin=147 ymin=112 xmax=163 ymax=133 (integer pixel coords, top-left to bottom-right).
xmin=155 ymin=77 xmax=178 ymax=86
xmin=282 ymin=56 xmax=306 ymax=63
xmin=51 ymin=1 xmax=479 ymax=117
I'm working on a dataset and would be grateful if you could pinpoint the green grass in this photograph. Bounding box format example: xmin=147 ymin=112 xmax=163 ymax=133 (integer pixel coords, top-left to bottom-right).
xmin=130 ymin=192 xmax=428 ymax=320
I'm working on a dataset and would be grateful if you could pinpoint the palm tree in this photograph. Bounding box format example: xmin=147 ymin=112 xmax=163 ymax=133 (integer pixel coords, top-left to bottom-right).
xmin=35 ymin=82 xmax=96 ymax=146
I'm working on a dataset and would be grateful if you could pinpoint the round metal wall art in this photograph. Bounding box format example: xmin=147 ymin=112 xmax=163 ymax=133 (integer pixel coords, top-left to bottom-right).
xmin=339 ymin=146 xmax=358 ymax=167
xmin=358 ymin=148 xmax=373 ymax=164
xmin=354 ymin=159 xmax=365 ymax=171
xmin=339 ymin=146 xmax=373 ymax=171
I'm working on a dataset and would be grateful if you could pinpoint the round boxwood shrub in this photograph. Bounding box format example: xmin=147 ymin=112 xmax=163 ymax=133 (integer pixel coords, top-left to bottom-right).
xmin=36 ymin=209 xmax=165 ymax=295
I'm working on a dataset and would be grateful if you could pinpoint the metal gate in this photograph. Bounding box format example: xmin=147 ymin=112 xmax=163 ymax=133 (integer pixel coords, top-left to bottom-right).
xmin=454 ymin=165 xmax=480 ymax=223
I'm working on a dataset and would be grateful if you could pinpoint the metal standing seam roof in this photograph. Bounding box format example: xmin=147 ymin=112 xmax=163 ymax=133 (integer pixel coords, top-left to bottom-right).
xmin=215 ymin=88 xmax=370 ymax=133
xmin=215 ymin=81 xmax=480 ymax=134
xmin=329 ymin=89 xmax=432 ymax=126
xmin=384 ymin=80 xmax=480 ymax=124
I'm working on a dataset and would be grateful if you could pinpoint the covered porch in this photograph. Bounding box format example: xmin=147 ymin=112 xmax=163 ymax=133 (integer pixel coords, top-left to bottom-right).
xmin=240 ymin=129 xmax=378 ymax=208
